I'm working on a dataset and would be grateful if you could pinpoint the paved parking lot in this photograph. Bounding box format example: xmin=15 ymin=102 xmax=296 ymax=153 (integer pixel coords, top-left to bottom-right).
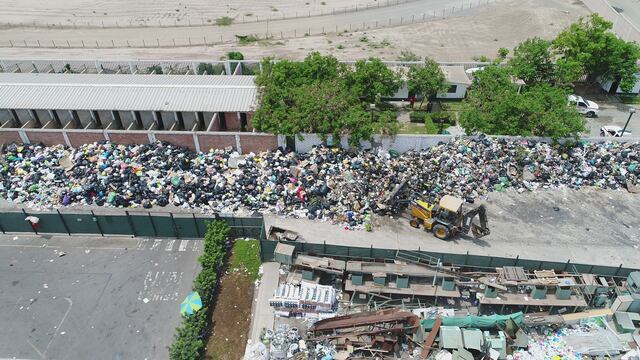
xmin=573 ymin=86 xmax=639 ymax=137
xmin=0 ymin=234 xmax=201 ymax=360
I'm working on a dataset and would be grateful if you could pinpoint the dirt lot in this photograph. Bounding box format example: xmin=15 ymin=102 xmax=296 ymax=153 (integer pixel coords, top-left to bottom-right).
xmin=0 ymin=0 xmax=382 ymax=27
xmin=204 ymin=249 xmax=255 ymax=360
xmin=0 ymin=0 xmax=590 ymax=61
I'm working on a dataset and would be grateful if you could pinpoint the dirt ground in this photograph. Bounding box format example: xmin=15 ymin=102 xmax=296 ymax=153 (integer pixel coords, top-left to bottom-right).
xmin=204 ymin=266 xmax=255 ymax=360
xmin=0 ymin=0 xmax=590 ymax=61
xmin=0 ymin=0 xmax=381 ymax=27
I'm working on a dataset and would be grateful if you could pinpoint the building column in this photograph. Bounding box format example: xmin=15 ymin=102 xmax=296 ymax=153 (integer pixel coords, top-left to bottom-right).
xmin=49 ymin=110 xmax=62 ymax=128
xmin=174 ymin=111 xmax=185 ymax=130
xmin=111 ymin=111 xmax=123 ymax=129
xmin=132 ymin=111 xmax=143 ymax=129
xmin=218 ymin=112 xmax=227 ymax=131
xmin=90 ymin=110 xmax=103 ymax=128
xmin=239 ymin=112 xmax=247 ymax=132
xmin=9 ymin=109 xmax=20 ymax=127
xmin=69 ymin=110 xmax=82 ymax=128
xmin=153 ymin=111 xmax=164 ymax=130
xmin=29 ymin=110 xmax=42 ymax=128
xmin=196 ymin=112 xmax=205 ymax=131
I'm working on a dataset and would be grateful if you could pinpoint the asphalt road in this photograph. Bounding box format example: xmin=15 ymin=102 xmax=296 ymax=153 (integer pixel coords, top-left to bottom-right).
xmin=607 ymin=0 xmax=640 ymax=30
xmin=0 ymin=234 xmax=201 ymax=360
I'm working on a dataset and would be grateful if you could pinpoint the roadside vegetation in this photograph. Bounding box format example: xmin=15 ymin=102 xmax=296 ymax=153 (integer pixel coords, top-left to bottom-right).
xmin=168 ymin=221 xmax=230 ymax=360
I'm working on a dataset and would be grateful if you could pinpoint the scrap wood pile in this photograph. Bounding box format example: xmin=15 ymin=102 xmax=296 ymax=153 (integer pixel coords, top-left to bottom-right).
xmin=0 ymin=137 xmax=638 ymax=226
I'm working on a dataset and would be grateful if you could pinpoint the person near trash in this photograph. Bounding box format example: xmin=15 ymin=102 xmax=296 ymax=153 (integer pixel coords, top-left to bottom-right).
xmin=25 ymin=216 xmax=40 ymax=231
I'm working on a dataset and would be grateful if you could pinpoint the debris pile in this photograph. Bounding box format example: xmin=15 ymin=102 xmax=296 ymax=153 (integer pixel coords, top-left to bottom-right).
xmin=0 ymin=138 xmax=637 ymax=225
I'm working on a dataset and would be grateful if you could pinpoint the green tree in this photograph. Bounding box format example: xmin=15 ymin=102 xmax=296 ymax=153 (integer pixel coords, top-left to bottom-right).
xmin=407 ymin=57 xmax=447 ymax=109
xmin=461 ymin=66 xmax=584 ymax=139
xmin=553 ymin=14 xmax=640 ymax=92
xmin=348 ymin=58 xmax=401 ymax=103
xmin=508 ymin=37 xmax=555 ymax=85
xmin=253 ymin=53 xmax=398 ymax=145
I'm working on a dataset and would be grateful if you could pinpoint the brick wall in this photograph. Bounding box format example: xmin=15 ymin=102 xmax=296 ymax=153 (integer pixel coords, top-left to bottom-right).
xmin=0 ymin=130 xmax=22 ymax=145
xmin=239 ymin=134 xmax=278 ymax=154
xmin=224 ymin=112 xmax=240 ymax=131
xmin=198 ymin=134 xmax=237 ymax=151
xmin=66 ymin=131 xmax=107 ymax=148
xmin=107 ymin=132 xmax=150 ymax=145
xmin=155 ymin=133 xmax=197 ymax=152
xmin=25 ymin=131 xmax=66 ymax=146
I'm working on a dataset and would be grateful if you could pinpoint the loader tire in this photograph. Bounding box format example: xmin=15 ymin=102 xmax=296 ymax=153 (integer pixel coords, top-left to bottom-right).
xmin=409 ymin=219 xmax=420 ymax=228
xmin=433 ymin=224 xmax=450 ymax=240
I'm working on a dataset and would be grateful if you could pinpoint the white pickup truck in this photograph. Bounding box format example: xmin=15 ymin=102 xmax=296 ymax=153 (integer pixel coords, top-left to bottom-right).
xmin=568 ymin=95 xmax=600 ymax=118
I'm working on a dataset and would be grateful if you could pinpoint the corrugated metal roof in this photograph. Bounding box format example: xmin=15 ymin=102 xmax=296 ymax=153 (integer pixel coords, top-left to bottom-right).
xmin=0 ymin=73 xmax=257 ymax=112
xmin=441 ymin=66 xmax=472 ymax=86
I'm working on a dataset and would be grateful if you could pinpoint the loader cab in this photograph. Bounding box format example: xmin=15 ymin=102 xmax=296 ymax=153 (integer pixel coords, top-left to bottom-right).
xmin=436 ymin=195 xmax=463 ymax=223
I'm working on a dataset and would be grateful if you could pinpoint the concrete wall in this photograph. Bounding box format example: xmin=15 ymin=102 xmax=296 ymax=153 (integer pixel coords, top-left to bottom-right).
xmin=1 ymin=128 xmax=638 ymax=154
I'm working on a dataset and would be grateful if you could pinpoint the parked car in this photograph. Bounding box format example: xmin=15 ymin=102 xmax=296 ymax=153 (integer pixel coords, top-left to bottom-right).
xmin=568 ymin=95 xmax=599 ymax=117
xmin=600 ymin=125 xmax=632 ymax=137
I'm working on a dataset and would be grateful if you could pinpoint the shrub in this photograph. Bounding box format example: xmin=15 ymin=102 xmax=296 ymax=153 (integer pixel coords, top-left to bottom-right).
xmin=168 ymin=220 xmax=230 ymax=360
xmin=236 ymin=34 xmax=260 ymax=45
xmin=215 ymin=16 xmax=233 ymax=26
xmin=146 ymin=65 xmax=163 ymax=74
xmin=227 ymin=51 xmax=244 ymax=60
xmin=196 ymin=63 xmax=223 ymax=75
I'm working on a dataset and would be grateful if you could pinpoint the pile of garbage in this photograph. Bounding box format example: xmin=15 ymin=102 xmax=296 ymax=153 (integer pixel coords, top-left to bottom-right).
xmin=0 ymin=137 xmax=637 ymax=226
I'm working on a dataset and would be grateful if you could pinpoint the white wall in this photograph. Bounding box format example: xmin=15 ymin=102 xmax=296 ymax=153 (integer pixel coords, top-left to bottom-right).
xmin=437 ymin=83 xmax=468 ymax=99
xmin=392 ymin=82 xmax=468 ymax=100
xmin=599 ymin=73 xmax=640 ymax=94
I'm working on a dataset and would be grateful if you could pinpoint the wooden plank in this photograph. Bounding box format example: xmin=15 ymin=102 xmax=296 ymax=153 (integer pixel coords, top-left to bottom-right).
xmin=421 ymin=318 xmax=441 ymax=359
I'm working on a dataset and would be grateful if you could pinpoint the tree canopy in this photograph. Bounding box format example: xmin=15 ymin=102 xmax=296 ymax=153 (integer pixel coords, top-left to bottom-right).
xmin=407 ymin=57 xmax=447 ymax=107
xmin=553 ymin=14 xmax=640 ymax=92
xmin=252 ymin=52 xmax=399 ymax=145
xmin=460 ymin=66 xmax=585 ymax=139
xmin=348 ymin=58 xmax=401 ymax=103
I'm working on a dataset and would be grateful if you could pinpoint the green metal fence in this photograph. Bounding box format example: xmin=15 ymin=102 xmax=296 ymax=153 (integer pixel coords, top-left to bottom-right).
xmin=0 ymin=209 xmax=264 ymax=240
xmin=3 ymin=207 xmax=635 ymax=278
xmin=260 ymin=239 xmax=638 ymax=278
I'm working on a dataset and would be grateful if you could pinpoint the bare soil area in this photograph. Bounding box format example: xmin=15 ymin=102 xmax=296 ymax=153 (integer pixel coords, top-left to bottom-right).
xmin=0 ymin=0 xmax=590 ymax=61
xmin=0 ymin=0 xmax=382 ymax=27
xmin=204 ymin=260 xmax=255 ymax=360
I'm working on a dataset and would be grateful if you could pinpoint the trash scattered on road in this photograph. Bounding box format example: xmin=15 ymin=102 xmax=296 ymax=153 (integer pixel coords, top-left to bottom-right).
xmin=0 ymin=138 xmax=637 ymax=227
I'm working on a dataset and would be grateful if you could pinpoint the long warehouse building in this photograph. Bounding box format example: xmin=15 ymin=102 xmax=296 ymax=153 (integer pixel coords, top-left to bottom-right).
xmin=0 ymin=72 xmax=257 ymax=132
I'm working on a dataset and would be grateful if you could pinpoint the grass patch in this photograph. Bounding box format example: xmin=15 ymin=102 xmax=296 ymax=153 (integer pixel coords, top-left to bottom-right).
xmin=336 ymin=44 xmax=344 ymax=49
xmin=440 ymin=100 xmax=465 ymax=112
xmin=398 ymin=122 xmax=429 ymax=134
xmin=215 ymin=16 xmax=234 ymax=26
xmin=619 ymin=95 xmax=640 ymax=104
xmin=229 ymin=239 xmax=261 ymax=280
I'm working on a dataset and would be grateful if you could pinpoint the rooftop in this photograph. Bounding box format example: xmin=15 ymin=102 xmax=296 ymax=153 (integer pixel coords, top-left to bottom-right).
xmin=0 ymin=73 xmax=257 ymax=112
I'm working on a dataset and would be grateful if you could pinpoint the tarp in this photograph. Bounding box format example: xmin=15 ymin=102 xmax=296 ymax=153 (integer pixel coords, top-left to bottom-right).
xmin=422 ymin=312 xmax=524 ymax=331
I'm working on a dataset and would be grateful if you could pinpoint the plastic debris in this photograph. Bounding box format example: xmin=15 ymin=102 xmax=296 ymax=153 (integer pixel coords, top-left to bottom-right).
xmin=0 ymin=138 xmax=637 ymax=227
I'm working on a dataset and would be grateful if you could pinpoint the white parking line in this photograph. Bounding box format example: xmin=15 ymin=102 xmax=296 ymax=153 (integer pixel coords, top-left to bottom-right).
xmin=192 ymin=241 xmax=201 ymax=252
xmin=164 ymin=240 xmax=176 ymax=251
xmin=178 ymin=240 xmax=189 ymax=252
xmin=149 ymin=239 xmax=162 ymax=251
